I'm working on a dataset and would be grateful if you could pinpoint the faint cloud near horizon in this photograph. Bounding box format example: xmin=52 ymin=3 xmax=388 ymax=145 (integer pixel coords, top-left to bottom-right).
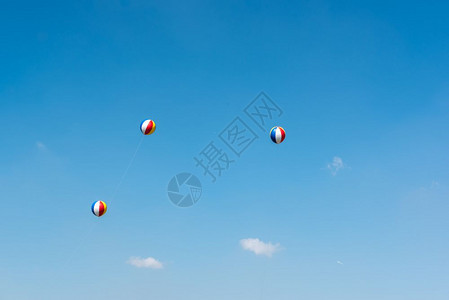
xmin=36 ymin=141 xmax=47 ymax=151
xmin=127 ymin=256 xmax=163 ymax=269
xmin=327 ymin=156 xmax=346 ymax=175
xmin=417 ymin=180 xmax=441 ymax=193
xmin=430 ymin=181 xmax=440 ymax=189
xmin=240 ymin=238 xmax=281 ymax=257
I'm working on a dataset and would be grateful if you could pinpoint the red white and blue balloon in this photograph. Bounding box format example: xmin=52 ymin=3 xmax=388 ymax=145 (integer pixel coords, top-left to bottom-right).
xmin=140 ymin=119 xmax=156 ymax=135
xmin=91 ymin=200 xmax=107 ymax=217
xmin=270 ymin=126 xmax=286 ymax=144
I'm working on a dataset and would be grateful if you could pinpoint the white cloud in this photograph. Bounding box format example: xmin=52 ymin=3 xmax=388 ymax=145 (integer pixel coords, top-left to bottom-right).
xmin=327 ymin=156 xmax=345 ymax=175
xmin=337 ymin=260 xmax=344 ymax=265
xmin=36 ymin=141 xmax=47 ymax=151
xmin=418 ymin=181 xmax=441 ymax=193
xmin=430 ymin=181 xmax=440 ymax=189
xmin=240 ymin=238 xmax=281 ymax=257
xmin=127 ymin=256 xmax=163 ymax=269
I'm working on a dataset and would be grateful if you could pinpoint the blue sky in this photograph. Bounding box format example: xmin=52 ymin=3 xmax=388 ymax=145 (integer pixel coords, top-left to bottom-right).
xmin=1 ymin=0 xmax=449 ymax=299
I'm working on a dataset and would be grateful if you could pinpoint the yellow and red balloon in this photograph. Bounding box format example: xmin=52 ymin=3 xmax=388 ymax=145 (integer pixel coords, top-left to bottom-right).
xmin=140 ymin=119 xmax=156 ymax=135
xmin=91 ymin=200 xmax=107 ymax=217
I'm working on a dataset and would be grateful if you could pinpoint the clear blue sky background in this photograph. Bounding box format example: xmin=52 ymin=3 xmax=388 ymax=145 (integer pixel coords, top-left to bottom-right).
xmin=1 ymin=1 xmax=449 ymax=299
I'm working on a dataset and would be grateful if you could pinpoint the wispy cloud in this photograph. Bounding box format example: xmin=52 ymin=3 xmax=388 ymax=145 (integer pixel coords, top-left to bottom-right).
xmin=127 ymin=256 xmax=163 ymax=269
xmin=337 ymin=260 xmax=344 ymax=265
xmin=327 ymin=156 xmax=346 ymax=175
xmin=418 ymin=180 xmax=441 ymax=193
xmin=36 ymin=141 xmax=47 ymax=151
xmin=430 ymin=181 xmax=440 ymax=189
xmin=240 ymin=238 xmax=281 ymax=257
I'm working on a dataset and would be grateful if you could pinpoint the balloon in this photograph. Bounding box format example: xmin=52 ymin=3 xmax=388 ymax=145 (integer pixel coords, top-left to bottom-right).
xmin=270 ymin=126 xmax=285 ymax=144
xmin=140 ymin=119 xmax=156 ymax=135
xmin=91 ymin=200 xmax=107 ymax=217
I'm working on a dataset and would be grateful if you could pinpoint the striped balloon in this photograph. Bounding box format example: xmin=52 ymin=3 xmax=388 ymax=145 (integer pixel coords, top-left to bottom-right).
xmin=140 ymin=119 xmax=156 ymax=135
xmin=270 ymin=126 xmax=286 ymax=144
xmin=91 ymin=200 xmax=107 ymax=217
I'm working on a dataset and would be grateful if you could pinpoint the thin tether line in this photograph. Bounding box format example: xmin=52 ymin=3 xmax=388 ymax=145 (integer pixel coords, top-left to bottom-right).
xmin=59 ymin=136 xmax=144 ymax=271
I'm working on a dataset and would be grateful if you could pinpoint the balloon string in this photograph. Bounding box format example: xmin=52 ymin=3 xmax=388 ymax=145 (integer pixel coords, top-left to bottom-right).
xmin=56 ymin=136 xmax=144 ymax=277
xmin=108 ymin=136 xmax=144 ymax=204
